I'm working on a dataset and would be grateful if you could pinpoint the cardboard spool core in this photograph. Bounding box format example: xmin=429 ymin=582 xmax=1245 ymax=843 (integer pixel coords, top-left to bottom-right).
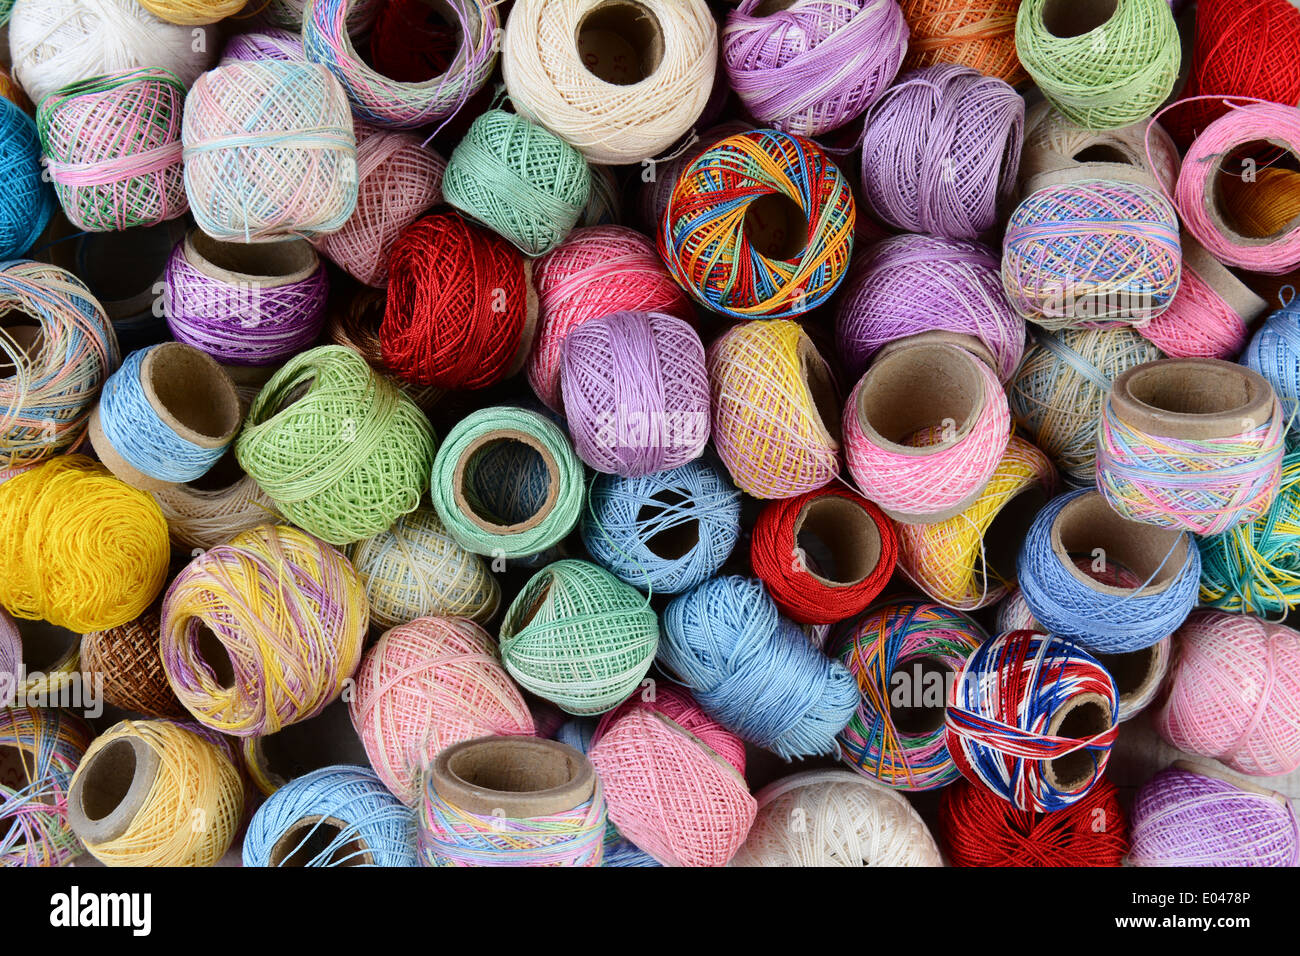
xmin=1096 ymin=643 xmax=1163 ymax=711
xmin=876 ymin=330 xmax=1000 ymax=375
xmin=888 ymin=658 xmax=952 ymax=736
xmin=1110 ymin=358 xmax=1275 ymax=441
xmin=1211 ymin=141 xmax=1300 ymax=243
xmin=269 ymin=816 xmax=373 ymax=867
xmin=576 ymin=0 xmax=664 ymax=86
xmin=1171 ymin=759 xmax=1290 ymax=805
xmin=1044 ymin=692 xmax=1112 ymax=792
xmin=186 ymin=230 xmax=320 ymax=286
xmin=430 ymin=736 xmax=596 ymax=818
xmin=637 ymin=489 xmax=700 ymax=560
xmin=793 ymin=495 xmax=881 ymax=587
xmin=1052 ymin=491 xmax=1189 ymax=597
xmin=1041 ymin=0 xmax=1116 ymax=38
xmin=800 ymin=337 xmax=842 ymax=445
xmin=454 ymin=430 xmax=560 ymax=534
xmin=0 ymin=319 xmax=44 ymax=378
xmin=745 ymin=193 xmax=809 ymax=261
xmin=1183 ymin=233 xmax=1267 ymax=323
xmin=67 ymin=735 xmax=162 ymax=846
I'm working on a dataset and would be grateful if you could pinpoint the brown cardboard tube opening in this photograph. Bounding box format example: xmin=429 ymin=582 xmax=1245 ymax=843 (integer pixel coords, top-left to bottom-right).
xmin=637 ymin=490 xmax=699 ymax=561
xmin=68 ymin=733 xmax=161 ymax=845
xmin=194 ymin=623 xmax=236 ymax=689
xmin=1111 ymin=359 xmax=1274 ymax=440
xmin=79 ymin=739 xmax=136 ymax=822
xmin=801 ymin=340 xmax=842 ymax=445
xmin=794 ymin=496 xmax=881 ymax=586
xmin=143 ymin=343 xmax=242 ymax=446
xmin=17 ymin=620 xmax=78 ymax=674
xmin=1046 ymin=693 xmax=1111 ymax=790
xmin=745 ymin=193 xmax=809 ymax=261
xmin=1213 ymin=142 xmax=1300 ymax=241
xmin=269 ymin=816 xmax=373 ymax=867
xmin=577 ymin=0 xmax=665 ymax=85
xmin=1042 ymin=0 xmax=1116 ymax=38
xmin=888 ymin=658 xmax=952 ymax=735
xmin=980 ymin=485 xmax=1051 ymax=583
xmin=455 ymin=431 xmax=560 ymax=534
xmin=1071 ymin=143 xmax=1133 ymax=165
xmin=1097 ymin=643 xmax=1162 ymax=707
xmin=1052 ymin=492 xmax=1188 ymax=595
xmin=188 ymin=230 xmax=319 ymax=283
xmin=0 ymin=318 xmax=43 ymax=377
xmin=432 ymin=737 xmax=596 ymax=817
xmin=857 ymin=343 xmax=982 ymax=450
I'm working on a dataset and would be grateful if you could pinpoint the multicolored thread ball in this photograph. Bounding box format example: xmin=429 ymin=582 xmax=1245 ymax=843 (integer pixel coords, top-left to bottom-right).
xmin=1244 ymin=300 xmax=1300 ymax=436
xmin=637 ymin=121 xmax=752 ymax=234
xmin=81 ymin=605 xmax=186 ymax=719
xmin=0 ymin=98 xmax=54 ymax=260
xmin=898 ymin=0 xmax=1026 ymax=85
xmin=660 ymin=129 xmax=855 ymax=319
xmin=264 ymin=0 xmax=380 ymax=31
xmin=0 ymin=706 xmax=93 ymax=867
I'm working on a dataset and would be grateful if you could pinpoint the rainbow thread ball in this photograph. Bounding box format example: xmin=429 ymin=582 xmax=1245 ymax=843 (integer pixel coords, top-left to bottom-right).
xmin=560 ymin=310 xmax=709 ymax=476
xmin=443 ymin=109 xmax=591 ymax=257
xmin=349 ymin=618 xmax=535 ymax=806
xmin=1243 ymin=301 xmax=1300 ymax=437
xmin=1002 ymin=179 xmax=1181 ymax=328
xmin=0 ymin=707 xmax=94 ymax=867
xmin=182 ymin=61 xmax=358 ymax=243
xmin=137 ymin=0 xmax=246 ymax=25
xmin=499 ymin=559 xmax=660 ymax=716
xmin=660 ymin=128 xmax=855 ymax=318
xmin=0 ymin=98 xmax=54 ymax=259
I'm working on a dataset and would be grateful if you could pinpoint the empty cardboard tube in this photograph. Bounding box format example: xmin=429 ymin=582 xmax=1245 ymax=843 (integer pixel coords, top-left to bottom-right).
xmin=1097 ymin=639 xmax=1168 ymax=720
xmin=792 ymin=494 xmax=882 ymax=588
xmin=577 ymin=0 xmax=666 ymax=86
xmin=453 ymin=429 xmax=561 ymax=535
xmin=1050 ymin=490 xmax=1190 ymax=597
xmin=430 ymin=736 xmax=596 ymax=818
xmin=1109 ymin=357 xmax=1276 ymax=441
xmin=185 ymin=229 xmax=320 ymax=288
xmin=67 ymin=734 xmax=162 ymax=847
xmin=875 ymin=330 xmax=1001 ymax=378
xmin=1043 ymin=690 xmax=1113 ymax=793
xmin=268 ymin=815 xmax=374 ymax=867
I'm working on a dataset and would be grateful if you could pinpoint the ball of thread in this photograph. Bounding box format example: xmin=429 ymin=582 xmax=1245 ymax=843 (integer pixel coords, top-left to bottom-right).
xmin=36 ymin=67 xmax=187 ymax=233
xmin=0 ymin=98 xmax=54 ymax=259
xmin=836 ymin=233 xmax=1025 ymax=384
xmin=81 ymin=605 xmax=186 ymax=719
xmin=1154 ymin=610 xmax=1300 ymax=777
xmin=8 ymin=0 xmax=215 ymax=107
xmin=560 ymin=310 xmax=709 ymax=476
xmin=1245 ymin=302 xmax=1300 ymax=438
xmin=834 ymin=599 xmax=985 ymax=790
xmin=940 ymin=775 xmax=1128 ymax=866
xmin=660 ymin=128 xmax=855 ymax=318
xmin=0 ymin=607 xmax=17 ymax=690
xmin=443 ymin=109 xmax=591 ymax=258
xmin=502 ymin=0 xmax=717 ymax=165
xmin=732 ymin=769 xmax=944 ymax=867
xmin=0 ymin=456 xmax=169 ymax=632
xmin=236 ymin=345 xmax=437 ymax=546
xmin=148 ymin=452 xmax=281 ymax=551
xmin=708 ymin=320 xmax=841 ymax=499
xmin=581 ymin=459 xmax=742 ymax=596
xmin=594 ymin=685 xmax=750 ymax=779
xmin=220 ymin=28 xmax=307 ymax=65
xmin=137 ymin=0 xmax=245 ymax=24
xmin=0 ymin=260 xmax=118 ymax=469
xmin=1014 ymin=0 xmax=1180 ymax=131
xmin=244 ymin=765 xmax=417 ymax=867
xmin=263 ymin=0 xmax=380 ymax=31
xmin=499 ymin=559 xmax=659 ymax=716
xmin=1128 ymin=764 xmax=1300 ymax=866
xmin=314 ymin=122 xmax=445 ymax=288
xmin=529 ymin=225 xmax=692 ymax=411
xmin=182 ymin=61 xmax=358 ymax=243
xmin=0 ymin=706 xmax=93 ymax=867
xmin=1019 ymin=102 xmax=1181 ymax=195
xmin=947 ymin=629 xmax=1119 ymax=812
xmin=661 ymin=576 xmax=858 ymax=759
xmin=368 ymin=0 xmax=468 ymax=84
xmin=381 ymin=212 xmax=532 ymax=391
xmin=723 ymin=0 xmax=908 ymax=137
xmin=860 ymin=63 xmax=1023 ymax=239
xmin=161 ymin=524 xmax=369 ymax=737
xmin=1002 ymin=178 xmax=1181 ymax=328
xmin=1135 ymin=237 xmax=1260 ymax=360
xmin=898 ymin=0 xmax=1026 ymax=84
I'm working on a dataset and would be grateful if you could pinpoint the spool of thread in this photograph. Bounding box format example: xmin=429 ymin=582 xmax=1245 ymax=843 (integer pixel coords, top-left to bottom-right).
xmin=0 ymin=706 xmax=93 ymax=867
xmin=8 ymin=0 xmax=216 ymax=107
xmin=325 ymin=286 xmax=443 ymax=413
xmin=305 ymin=0 xmax=499 ymax=130
xmin=722 ymin=0 xmax=907 ymax=137
xmin=68 ymin=719 xmax=243 ymax=866
xmin=751 ymin=485 xmax=896 ymax=625
xmin=1097 ymin=358 xmax=1286 ymax=535
xmin=36 ymin=68 xmax=187 ymax=233
xmin=150 ymin=449 xmax=280 ymax=551
xmin=947 ymin=629 xmax=1119 ymax=812
xmin=220 ymin=28 xmax=307 ymax=64
xmin=0 ymin=607 xmax=17 ymax=692
xmin=529 ymin=225 xmax=692 ymax=411
xmin=844 ymin=340 xmax=1010 ymax=524
xmin=138 ymin=0 xmax=245 ymax=24
xmin=898 ymin=435 xmax=1057 ymax=610
xmin=834 ymin=599 xmax=985 ymax=790
xmin=1017 ymin=489 xmax=1200 ymax=654
xmin=836 ymin=234 xmax=1025 ymax=384
xmin=898 ymin=0 xmax=1025 ymax=84
xmin=502 ymin=0 xmax=717 ymax=165
xmin=73 ymin=219 xmax=187 ymax=352
xmin=560 ymin=310 xmax=709 ymax=476
xmin=940 ymin=776 xmax=1128 ymax=866
xmin=264 ymin=0 xmax=380 ymax=31
xmin=81 ymin=605 xmax=186 ymax=719
xmin=1128 ymin=763 xmax=1300 ymax=867
xmin=1245 ymin=299 xmax=1300 ymax=436
xmin=660 ymin=128 xmax=855 ymax=319
xmin=708 ymin=320 xmax=841 ymax=499
xmin=1002 ymin=177 xmax=1181 ymax=328
xmin=0 ymin=456 xmax=169 ymax=632
xmin=429 ymin=406 xmax=582 ymax=559
xmin=499 ymin=559 xmax=659 ymax=716
xmin=733 ymin=768 xmax=943 ymax=867
xmin=0 ymin=98 xmax=53 ymax=260
xmin=236 ymin=345 xmax=437 ymax=546
xmin=0 ymin=260 xmax=118 ymax=469
xmin=164 ymin=230 xmax=330 ymax=366
xmin=1019 ymin=102 xmax=1180 ymax=197
xmin=1014 ymin=0 xmax=1180 ymax=131
xmin=443 ymin=109 xmax=591 ymax=258
xmin=368 ymin=0 xmax=469 ymax=83
xmin=1154 ymin=610 xmax=1300 ymax=777
xmin=161 ymin=524 xmax=369 ymax=736
xmin=581 ymin=459 xmax=742 ymax=596
xmin=419 ymin=736 xmax=605 ymax=867
xmin=182 ymin=61 xmax=358 ymax=243
xmin=244 ymin=766 xmax=418 ymax=867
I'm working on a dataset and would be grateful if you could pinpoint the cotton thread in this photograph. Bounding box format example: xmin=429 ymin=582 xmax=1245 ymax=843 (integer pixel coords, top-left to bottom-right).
xmin=1244 ymin=301 xmax=1300 ymax=437
xmin=1019 ymin=102 xmax=1180 ymax=195
xmin=149 ymin=451 xmax=281 ymax=552
xmin=898 ymin=0 xmax=1025 ymax=85
xmin=81 ymin=605 xmax=186 ymax=719
xmin=263 ymin=0 xmax=379 ymax=30
xmin=0 ymin=706 xmax=93 ymax=867
xmin=0 ymin=99 xmax=54 ymax=260
xmin=220 ymin=28 xmax=306 ymax=65
xmin=1137 ymin=235 xmax=1261 ymax=360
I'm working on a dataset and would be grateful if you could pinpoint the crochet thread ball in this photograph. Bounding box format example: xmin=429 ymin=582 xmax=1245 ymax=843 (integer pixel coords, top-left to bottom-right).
xmin=1014 ymin=0 xmax=1180 ymax=131
xmin=220 ymin=29 xmax=307 ymax=65
xmin=499 ymin=559 xmax=659 ymax=716
xmin=81 ymin=605 xmax=186 ymax=719
xmin=561 ymin=310 xmax=709 ymax=476
xmin=326 ymin=287 xmax=443 ymax=413
xmin=834 ymin=599 xmax=985 ymax=790
xmin=898 ymin=0 xmax=1025 ymax=85
xmin=1245 ymin=301 xmax=1300 ymax=437
xmin=947 ymin=629 xmax=1119 ymax=812
xmin=581 ymin=459 xmax=742 ymax=596
xmin=0 ymin=706 xmax=93 ymax=867
xmin=593 ymin=685 xmax=749 ymax=777
xmin=860 ymin=63 xmax=1023 ymax=239
xmin=138 ymin=0 xmax=245 ymax=24
xmin=1019 ymin=102 xmax=1180 ymax=195
xmin=0 ymin=99 xmax=54 ymax=259
xmin=836 ymin=233 xmax=1025 ymax=384
xmin=149 ymin=450 xmax=280 ymax=551
xmin=243 ymin=765 xmax=417 ymax=866
xmin=182 ymin=61 xmax=358 ymax=243
xmin=708 ymin=320 xmax=841 ymax=499
xmin=529 ymin=225 xmax=692 ymax=411
xmin=1154 ymin=610 xmax=1300 ymax=777
xmin=350 ymin=617 xmax=535 ymax=805
xmin=660 ymin=128 xmax=855 ymax=319
xmin=443 ymin=109 xmax=591 ymax=258
xmin=0 ymin=260 xmax=119 ymax=469
xmin=161 ymin=524 xmax=368 ymax=737
xmin=0 ymin=456 xmax=170 ymax=632
xmin=732 ymin=769 xmax=943 ymax=867
xmin=636 ymin=121 xmax=752 ymax=233
xmin=264 ymin=0 xmax=380 ymax=30
xmin=236 ymin=345 xmax=437 ymax=546
xmin=722 ymin=0 xmax=908 ymax=137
